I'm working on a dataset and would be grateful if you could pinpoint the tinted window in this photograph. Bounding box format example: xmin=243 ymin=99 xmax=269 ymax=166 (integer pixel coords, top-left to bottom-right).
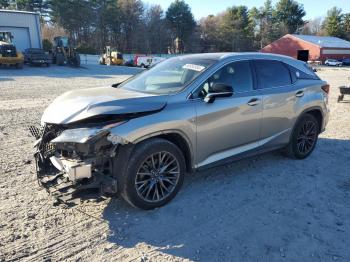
xmin=196 ymin=60 xmax=253 ymax=98
xmin=289 ymin=65 xmax=319 ymax=82
xmin=255 ymin=60 xmax=291 ymax=89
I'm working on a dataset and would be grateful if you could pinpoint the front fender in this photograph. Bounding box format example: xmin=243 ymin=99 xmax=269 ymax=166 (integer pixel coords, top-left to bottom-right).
xmin=108 ymin=101 xmax=197 ymax=164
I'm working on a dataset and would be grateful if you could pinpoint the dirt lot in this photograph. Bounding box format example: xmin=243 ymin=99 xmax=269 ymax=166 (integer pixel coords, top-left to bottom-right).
xmin=1 ymin=64 xmax=350 ymax=262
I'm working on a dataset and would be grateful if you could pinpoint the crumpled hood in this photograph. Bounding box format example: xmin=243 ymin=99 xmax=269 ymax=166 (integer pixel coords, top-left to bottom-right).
xmin=41 ymin=86 xmax=167 ymax=125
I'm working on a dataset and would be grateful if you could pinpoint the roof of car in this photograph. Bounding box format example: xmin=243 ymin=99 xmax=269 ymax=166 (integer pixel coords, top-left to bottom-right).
xmin=180 ymin=52 xmax=294 ymax=61
xmin=178 ymin=52 xmax=313 ymax=77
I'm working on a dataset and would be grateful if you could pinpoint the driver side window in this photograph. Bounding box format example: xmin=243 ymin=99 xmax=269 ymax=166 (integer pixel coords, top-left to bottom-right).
xmin=195 ymin=60 xmax=253 ymax=98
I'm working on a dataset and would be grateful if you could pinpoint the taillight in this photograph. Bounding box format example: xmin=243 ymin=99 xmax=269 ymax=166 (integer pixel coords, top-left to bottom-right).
xmin=321 ymin=84 xmax=330 ymax=94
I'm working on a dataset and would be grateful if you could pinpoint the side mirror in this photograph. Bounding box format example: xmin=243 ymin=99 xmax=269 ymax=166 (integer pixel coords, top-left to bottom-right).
xmin=204 ymin=83 xmax=233 ymax=103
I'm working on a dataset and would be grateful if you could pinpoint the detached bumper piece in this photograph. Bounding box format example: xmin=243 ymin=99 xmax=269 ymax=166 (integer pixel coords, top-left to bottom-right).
xmin=36 ymin=158 xmax=117 ymax=206
xmin=30 ymin=124 xmax=117 ymax=206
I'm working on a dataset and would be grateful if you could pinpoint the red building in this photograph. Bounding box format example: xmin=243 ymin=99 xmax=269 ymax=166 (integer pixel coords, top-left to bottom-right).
xmin=261 ymin=34 xmax=350 ymax=62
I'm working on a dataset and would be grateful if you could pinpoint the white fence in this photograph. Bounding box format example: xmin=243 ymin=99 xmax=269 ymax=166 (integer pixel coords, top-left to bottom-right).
xmin=79 ymin=53 xmax=181 ymax=65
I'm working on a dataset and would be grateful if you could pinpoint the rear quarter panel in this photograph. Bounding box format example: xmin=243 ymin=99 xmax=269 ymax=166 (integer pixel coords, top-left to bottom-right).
xmin=260 ymin=79 xmax=328 ymax=148
xmin=293 ymin=80 xmax=329 ymax=131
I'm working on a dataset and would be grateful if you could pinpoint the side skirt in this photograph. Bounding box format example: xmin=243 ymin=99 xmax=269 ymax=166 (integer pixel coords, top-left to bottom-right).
xmin=194 ymin=144 xmax=285 ymax=172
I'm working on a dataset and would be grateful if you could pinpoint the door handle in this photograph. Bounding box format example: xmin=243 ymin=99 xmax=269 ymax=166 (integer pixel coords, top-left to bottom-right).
xmin=295 ymin=90 xmax=304 ymax=97
xmin=247 ymin=98 xmax=260 ymax=106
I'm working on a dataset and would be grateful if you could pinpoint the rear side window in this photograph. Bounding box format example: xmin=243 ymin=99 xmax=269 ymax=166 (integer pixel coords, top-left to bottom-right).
xmin=254 ymin=60 xmax=291 ymax=89
xmin=289 ymin=65 xmax=320 ymax=83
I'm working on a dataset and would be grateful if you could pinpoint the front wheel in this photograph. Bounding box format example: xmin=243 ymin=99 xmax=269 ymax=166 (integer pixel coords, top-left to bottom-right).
xmin=119 ymin=138 xmax=186 ymax=210
xmin=284 ymin=114 xmax=319 ymax=159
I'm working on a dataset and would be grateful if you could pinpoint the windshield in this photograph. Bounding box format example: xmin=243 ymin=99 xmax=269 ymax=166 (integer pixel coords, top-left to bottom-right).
xmin=119 ymin=56 xmax=216 ymax=94
xmin=57 ymin=37 xmax=68 ymax=47
xmin=0 ymin=33 xmax=11 ymax=43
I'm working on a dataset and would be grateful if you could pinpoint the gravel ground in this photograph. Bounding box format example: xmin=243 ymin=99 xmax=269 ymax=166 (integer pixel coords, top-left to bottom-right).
xmin=0 ymin=64 xmax=350 ymax=262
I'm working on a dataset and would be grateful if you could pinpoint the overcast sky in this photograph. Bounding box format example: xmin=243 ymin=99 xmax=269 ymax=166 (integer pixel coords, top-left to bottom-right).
xmin=144 ymin=0 xmax=349 ymax=20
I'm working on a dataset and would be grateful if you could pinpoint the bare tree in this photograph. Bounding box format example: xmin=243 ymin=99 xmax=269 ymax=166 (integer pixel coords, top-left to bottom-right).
xmin=301 ymin=17 xmax=324 ymax=35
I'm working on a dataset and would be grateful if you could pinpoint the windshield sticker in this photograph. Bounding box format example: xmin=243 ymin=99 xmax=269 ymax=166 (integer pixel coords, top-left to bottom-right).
xmin=183 ymin=64 xmax=205 ymax=72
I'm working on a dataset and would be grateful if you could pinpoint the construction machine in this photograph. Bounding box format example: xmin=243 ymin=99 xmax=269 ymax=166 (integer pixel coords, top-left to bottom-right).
xmin=99 ymin=46 xmax=123 ymax=66
xmin=52 ymin=36 xmax=80 ymax=67
xmin=0 ymin=31 xmax=24 ymax=69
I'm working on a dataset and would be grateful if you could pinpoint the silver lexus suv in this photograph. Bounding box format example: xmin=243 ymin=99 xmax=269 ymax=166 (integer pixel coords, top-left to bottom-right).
xmin=30 ymin=53 xmax=330 ymax=209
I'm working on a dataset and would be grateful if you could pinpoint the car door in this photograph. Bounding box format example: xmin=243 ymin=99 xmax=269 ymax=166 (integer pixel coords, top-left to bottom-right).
xmin=193 ymin=60 xmax=263 ymax=168
xmin=253 ymin=59 xmax=300 ymax=149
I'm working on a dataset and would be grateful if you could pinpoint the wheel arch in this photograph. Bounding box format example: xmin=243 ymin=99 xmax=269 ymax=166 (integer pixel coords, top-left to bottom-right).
xmin=132 ymin=130 xmax=194 ymax=173
xmin=291 ymin=106 xmax=324 ymax=140
xmin=304 ymin=108 xmax=323 ymax=133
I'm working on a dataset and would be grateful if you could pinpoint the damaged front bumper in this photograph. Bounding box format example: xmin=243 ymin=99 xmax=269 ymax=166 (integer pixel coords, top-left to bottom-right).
xmin=29 ymin=124 xmax=125 ymax=205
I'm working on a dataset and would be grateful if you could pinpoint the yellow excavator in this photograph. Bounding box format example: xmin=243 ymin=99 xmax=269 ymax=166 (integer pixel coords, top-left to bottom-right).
xmin=99 ymin=46 xmax=124 ymax=66
xmin=0 ymin=31 xmax=24 ymax=69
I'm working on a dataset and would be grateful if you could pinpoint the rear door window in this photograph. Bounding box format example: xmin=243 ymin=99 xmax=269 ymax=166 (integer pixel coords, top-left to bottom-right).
xmin=254 ymin=60 xmax=292 ymax=89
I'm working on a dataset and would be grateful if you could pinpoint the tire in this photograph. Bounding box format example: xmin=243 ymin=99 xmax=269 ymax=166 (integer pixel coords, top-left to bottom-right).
xmin=56 ymin=53 xmax=65 ymax=66
xmin=119 ymin=138 xmax=186 ymax=210
xmin=284 ymin=114 xmax=319 ymax=159
xmin=140 ymin=63 xmax=145 ymax=68
xmin=72 ymin=54 xmax=80 ymax=67
xmin=16 ymin=62 xmax=23 ymax=69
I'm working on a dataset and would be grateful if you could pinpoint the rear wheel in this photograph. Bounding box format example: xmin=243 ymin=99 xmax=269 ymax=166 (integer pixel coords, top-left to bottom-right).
xmin=120 ymin=138 xmax=186 ymax=210
xmin=56 ymin=53 xmax=65 ymax=66
xmin=72 ymin=54 xmax=80 ymax=67
xmin=284 ymin=114 xmax=319 ymax=159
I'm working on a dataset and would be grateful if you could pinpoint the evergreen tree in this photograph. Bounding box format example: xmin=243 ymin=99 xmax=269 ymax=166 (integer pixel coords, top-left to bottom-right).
xmin=144 ymin=5 xmax=168 ymax=53
xmin=16 ymin=0 xmax=50 ymax=18
xmin=323 ymin=7 xmax=343 ymax=37
xmin=118 ymin=0 xmax=144 ymax=52
xmin=220 ymin=6 xmax=254 ymax=51
xmin=166 ymin=0 xmax=196 ymax=46
xmin=274 ymin=0 xmax=306 ymax=34
xmin=0 ymin=0 xmax=10 ymax=9
xmin=343 ymin=13 xmax=350 ymax=40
